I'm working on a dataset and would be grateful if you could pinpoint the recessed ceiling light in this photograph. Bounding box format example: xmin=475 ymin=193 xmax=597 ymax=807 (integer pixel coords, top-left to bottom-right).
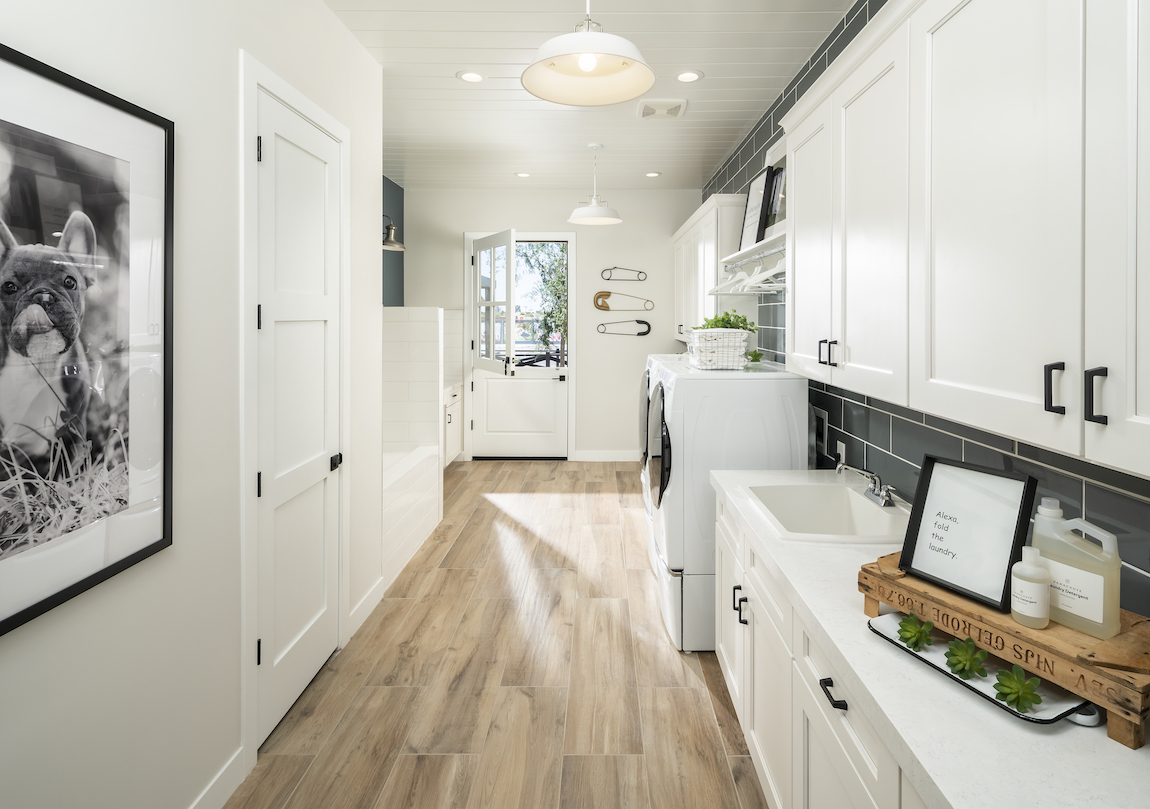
xmin=456 ymin=70 xmax=485 ymax=83
xmin=646 ymin=172 xmax=661 ymax=178
xmin=677 ymin=70 xmax=704 ymax=83
xmin=515 ymin=172 xmax=531 ymax=178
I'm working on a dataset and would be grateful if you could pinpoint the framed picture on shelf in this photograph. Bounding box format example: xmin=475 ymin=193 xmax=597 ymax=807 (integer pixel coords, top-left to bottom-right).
xmin=764 ymin=157 xmax=786 ymax=230
xmin=899 ymin=456 xmax=1037 ymax=612
xmin=738 ymin=168 xmax=772 ymax=252
xmin=0 ymin=43 xmax=174 ymax=637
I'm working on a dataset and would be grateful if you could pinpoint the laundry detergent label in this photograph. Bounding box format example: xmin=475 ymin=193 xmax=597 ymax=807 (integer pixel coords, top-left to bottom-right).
xmin=1044 ymin=559 xmax=1105 ymax=624
xmin=1011 ymin=576 xmax=1049 ymax=619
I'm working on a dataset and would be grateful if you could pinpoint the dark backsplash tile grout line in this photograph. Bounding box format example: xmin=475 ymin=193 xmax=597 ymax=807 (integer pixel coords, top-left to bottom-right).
xmin=814 ymin=386 xmax=1150 ymax=509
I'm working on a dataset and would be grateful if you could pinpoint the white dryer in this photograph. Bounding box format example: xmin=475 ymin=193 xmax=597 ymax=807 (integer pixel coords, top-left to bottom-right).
xmin=640 ymin=354 xmax=807 ymax=650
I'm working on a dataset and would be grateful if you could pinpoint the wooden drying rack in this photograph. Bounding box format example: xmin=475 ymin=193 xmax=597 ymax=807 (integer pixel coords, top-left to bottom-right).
xmin=858 ymin=552 xmax=1150 ymax=748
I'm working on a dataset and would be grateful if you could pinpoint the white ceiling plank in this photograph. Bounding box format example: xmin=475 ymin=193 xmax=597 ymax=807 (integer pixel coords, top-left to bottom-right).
xmin=331 ymin=0 xmax=851 ymax=189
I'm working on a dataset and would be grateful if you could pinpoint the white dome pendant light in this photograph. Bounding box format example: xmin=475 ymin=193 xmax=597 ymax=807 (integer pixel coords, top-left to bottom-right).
xmin=522 ymin=0 xmax=655 ymax=107
xmin=569 ymin=144 xmax=622 ymax=225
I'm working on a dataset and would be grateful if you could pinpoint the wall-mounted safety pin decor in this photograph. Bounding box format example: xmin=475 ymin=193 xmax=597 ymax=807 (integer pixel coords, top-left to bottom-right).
xmin=601 ymin=266 xmax=647 ymax=281
xmin=597 ymin=319 xmax=651 ymax=336
xmin=594 ymin=291 xmax=654 ymax=311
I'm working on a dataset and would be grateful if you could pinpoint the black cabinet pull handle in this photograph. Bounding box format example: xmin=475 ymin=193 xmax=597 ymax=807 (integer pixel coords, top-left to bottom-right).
xmin=678 ymin=325 xmax=683 ymax=335
xmin=817 ymin=339 xmax=828 ymax=365
xmin=732 ymin=584 xmax=742 ymax=612
xmin=1085 ymin=367 xmax=1109 ymax=425
xmin=737 ymin=596 xmax=748 ymax=625
xmin=819 ymin=677 xmax=848 ymax=711
xmin=827 ymin=340 xmax=839 ymax=367
xmin=1044 ymin=362 xmax=1066 ymax=414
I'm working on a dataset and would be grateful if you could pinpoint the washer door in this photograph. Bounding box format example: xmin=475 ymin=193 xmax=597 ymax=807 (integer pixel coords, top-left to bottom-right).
xmin=639 ymin=368 xmax=650 ymax=463
xmin=647 ymin=383 xmax=668 ymax=509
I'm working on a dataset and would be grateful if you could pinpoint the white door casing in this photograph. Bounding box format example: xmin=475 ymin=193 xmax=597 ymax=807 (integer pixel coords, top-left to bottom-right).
xmin=254 ymin=89 xmax=342 ymax=745
xmin=465 ymin=232 xmax=574 ymax=460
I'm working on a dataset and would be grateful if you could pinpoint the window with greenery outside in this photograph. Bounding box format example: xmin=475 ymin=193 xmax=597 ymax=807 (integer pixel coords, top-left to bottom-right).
xmin=515 ymin=241 xmax=568 ymax=367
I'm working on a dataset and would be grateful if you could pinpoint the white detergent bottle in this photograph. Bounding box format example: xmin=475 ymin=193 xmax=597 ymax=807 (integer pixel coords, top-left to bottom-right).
xmin=1031 ymin=498 xmax=1122 ymax=640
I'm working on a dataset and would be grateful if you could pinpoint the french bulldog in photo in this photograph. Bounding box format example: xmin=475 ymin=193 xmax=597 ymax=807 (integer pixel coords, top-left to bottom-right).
xmin=0 ymin=210 xmax=97 ymax=467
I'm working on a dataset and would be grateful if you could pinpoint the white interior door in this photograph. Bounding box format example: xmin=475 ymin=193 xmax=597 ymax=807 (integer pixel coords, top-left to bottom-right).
xmin=471 ymin=232 xmax=569 ymax=458
xmin=256 ymin=89 xmax=341 ymax=744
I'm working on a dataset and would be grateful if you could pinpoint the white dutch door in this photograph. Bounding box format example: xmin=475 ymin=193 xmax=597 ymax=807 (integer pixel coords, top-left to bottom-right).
xmin=256 ymin=89 xmax=341 ymax=743
xmin=472 ymin=230 xmax=569 ymax=458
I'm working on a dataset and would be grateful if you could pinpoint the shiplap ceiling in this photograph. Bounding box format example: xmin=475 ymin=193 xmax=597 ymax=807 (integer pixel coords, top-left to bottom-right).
xmin=325 ymin=0 xmax=853 ymax=189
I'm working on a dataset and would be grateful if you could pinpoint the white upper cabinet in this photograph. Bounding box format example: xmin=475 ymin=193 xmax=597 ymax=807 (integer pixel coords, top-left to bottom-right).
xmin=1081 ymin=0 xmax=1150 ymax=477
xmin=907 ymin=0 xmax=1086 ymax=454
xmin=786 ymin=99 xmax=835 ymax=382
xmin=787 ymin=25 xmax=910 ymax=402
xmin=830 ymin=23 xmax=910 ymax=402
xmin=672 ymin=194 xmax=752 ymax=341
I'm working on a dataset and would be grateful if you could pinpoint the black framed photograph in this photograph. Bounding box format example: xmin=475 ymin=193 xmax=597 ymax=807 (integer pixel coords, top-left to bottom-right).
xmin=763 ymin=157 xmax=786 ymax=230
xmin=738 ymin=168 xmax=772 ymax=252
xmin=0 ymin=44 xmax=173 ymax=636
xmin=899 ymin=456 xmax=1037 ymax=611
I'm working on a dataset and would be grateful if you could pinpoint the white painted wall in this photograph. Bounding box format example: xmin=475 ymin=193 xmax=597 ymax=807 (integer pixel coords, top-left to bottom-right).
xmin=0 ymin=2 xmax=383 ymax=808
xmin=404 ymin=187 xmax=700 ymax=456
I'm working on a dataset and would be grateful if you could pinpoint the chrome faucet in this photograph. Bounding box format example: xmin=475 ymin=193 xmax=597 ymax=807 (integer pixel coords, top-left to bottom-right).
xmin=836 ymin=462 xmax=897 ymax=507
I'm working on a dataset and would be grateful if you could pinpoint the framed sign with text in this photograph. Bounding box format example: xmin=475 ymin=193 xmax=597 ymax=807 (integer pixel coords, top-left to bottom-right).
xmin=899 ymin=456 xmax=1037 ymax=612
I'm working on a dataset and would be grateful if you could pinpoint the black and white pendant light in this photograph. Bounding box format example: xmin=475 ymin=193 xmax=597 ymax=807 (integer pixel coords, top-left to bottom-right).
xmin=569 ymin=144 xmax=622 ymax=225
xmin=522 ymin=0 xmax=655 ymax=107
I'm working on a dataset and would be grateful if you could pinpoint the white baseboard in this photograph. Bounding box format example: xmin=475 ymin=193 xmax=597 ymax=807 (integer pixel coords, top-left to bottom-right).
xmin=571 ymin=450 xmax=642 ymax=462
xmin=187 ymin=746 xmax=247 ymax=809
xmin=348 ymin=575 xmax=389 ymax=640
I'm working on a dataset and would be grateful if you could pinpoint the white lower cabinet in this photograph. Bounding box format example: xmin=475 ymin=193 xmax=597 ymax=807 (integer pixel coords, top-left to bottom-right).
xmin=444 ymin=391 xmax=462 ymax=465
xmin=715 ymin=516 xmax=746 ymax=715
xmin=744 ymin=572 xmax=792 ymax=809
xmin=793 ymin=670 xmax=879 ymax=809
xmin=716 ymin=501 xmax=925 ymax=809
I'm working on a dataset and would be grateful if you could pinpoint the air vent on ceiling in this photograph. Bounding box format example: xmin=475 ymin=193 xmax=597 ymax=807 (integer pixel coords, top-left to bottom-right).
xmin=637 ymin=99 xmax=688 ymax=120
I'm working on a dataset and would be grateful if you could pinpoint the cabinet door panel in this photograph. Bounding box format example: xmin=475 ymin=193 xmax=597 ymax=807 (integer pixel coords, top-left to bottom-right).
xmin=744 ymin=578 xmax=791 ymax=809
xmin=715 ymin=521 xmax=744 ymax=717
xmin=1083 ymin=0 xmax=1150 ymax=476
xmin=831 ymin=24 xmax=910 ymax=403
xmin=908 ymin=0 xmax=1084 ymax=454
xmin=792 ymin=669 xmax=879 ymax=809
xmin=787 ymin=99 xmax=834 ymax=383
xmin=700 ymin=215 xmax=718 ymax=324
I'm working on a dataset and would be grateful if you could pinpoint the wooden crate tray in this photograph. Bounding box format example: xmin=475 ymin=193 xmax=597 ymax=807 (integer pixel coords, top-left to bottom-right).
xmin=858 ymin=552 xmax=1150 ymax=749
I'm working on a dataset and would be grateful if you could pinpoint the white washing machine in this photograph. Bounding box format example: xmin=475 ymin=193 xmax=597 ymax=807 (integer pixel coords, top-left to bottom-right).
xmin=640 ymin=354 xmax=807 ymax=651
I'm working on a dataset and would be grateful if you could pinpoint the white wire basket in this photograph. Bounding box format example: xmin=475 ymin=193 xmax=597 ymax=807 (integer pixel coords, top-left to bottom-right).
xmin=685 ymin=328 xmax=754 ymax=370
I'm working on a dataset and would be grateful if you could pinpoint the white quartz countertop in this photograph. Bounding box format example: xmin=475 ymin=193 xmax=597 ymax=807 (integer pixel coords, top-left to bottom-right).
xmin=711 ymin=469 xmax=1150 ymax=809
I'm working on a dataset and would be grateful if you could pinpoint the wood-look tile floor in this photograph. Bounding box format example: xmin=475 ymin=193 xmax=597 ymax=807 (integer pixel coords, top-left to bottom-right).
xmin=225 ymin=461 xmax=770 ymax=809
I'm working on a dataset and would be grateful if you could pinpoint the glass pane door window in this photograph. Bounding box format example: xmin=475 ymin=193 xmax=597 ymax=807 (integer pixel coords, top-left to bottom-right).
xmin=513 ymin=241 xmax=568 ymax=368
xmin=475 ymin=230 xmax=514 ymax=371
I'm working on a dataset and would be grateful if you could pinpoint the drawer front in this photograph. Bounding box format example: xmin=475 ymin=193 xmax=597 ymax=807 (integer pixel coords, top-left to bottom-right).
xmin=716 ymin=494 xmax=741 ymax=557
xmin=792 ymin=615 xmax=898 ymax=809
xmin=745 ymin=542 xmax=792 ymax=652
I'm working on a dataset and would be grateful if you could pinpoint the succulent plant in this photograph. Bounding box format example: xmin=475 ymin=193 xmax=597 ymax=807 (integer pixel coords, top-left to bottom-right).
xmin=994 ymin=664 xmax=1044 ymax=714
xmin=897 ymin=613 xmax=934 ymax=652
xmin=944 ymin=637 xmax=989 ymax=680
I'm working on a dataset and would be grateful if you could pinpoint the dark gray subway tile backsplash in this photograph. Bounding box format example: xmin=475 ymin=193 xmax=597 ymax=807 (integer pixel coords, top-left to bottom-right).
xmin=809 ymin=380 xmax=1150 ymax=615
xmin=703 ymin=0 xmax=881 ymax=200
